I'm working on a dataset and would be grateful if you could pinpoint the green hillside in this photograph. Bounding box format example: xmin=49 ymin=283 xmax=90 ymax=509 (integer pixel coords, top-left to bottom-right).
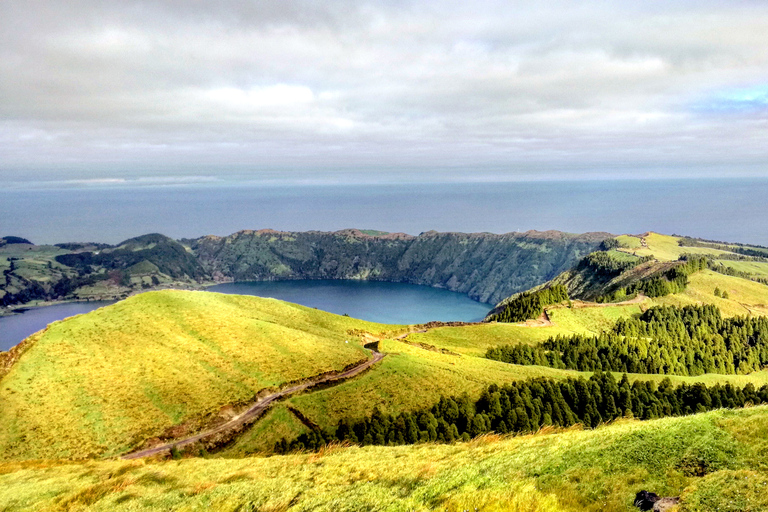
xmin=5 ymin=284 xmax=768 ymax=461
xmin=488 ymin=232 xmax=768 ymax=319
xmin=1 ymin=406 xmax=767 ymax=511
xmin=0 ymin=290 xmax=395 ymax=460
xmin=220 ymin=304 xmax=768 ymax=456
xmin=3 ymin=237 xmax=768 ymax=511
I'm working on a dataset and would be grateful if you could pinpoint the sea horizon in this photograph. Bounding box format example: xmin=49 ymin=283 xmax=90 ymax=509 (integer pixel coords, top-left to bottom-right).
xmin=2 ymin=176 xmax=767 ymax=246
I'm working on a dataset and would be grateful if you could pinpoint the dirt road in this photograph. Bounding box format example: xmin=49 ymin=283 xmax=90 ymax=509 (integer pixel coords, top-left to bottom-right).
xmin=121 ymin=347 xmax=385 ymax=460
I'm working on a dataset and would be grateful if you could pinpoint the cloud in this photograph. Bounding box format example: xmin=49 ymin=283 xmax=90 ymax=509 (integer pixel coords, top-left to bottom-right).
xmin=1 ymin=1 xmax=768 ymax=182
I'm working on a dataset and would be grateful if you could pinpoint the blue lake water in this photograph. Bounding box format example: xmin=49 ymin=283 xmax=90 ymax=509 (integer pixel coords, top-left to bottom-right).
xmin=0 ymin=281 xmax=489 ymax=351
xmin=208 ymin=280 xmax=491 ymax=325
xmin=2 ymin=178 xmax=768 ymax=246
xmin=0 ymin=301 xmax=114 ymax=352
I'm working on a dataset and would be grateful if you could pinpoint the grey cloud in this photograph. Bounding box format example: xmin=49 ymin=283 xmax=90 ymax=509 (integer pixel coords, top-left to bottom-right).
xmin=1 ymin=1 xmax=768 ymax=182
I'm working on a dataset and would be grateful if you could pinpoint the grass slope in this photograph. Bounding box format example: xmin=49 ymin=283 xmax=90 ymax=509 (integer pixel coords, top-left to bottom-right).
xmin=616 ymin=233 xmax=730 ymax=261
xmin=650 ymin=270 xmax=768 ymax=317
xmin=2 ymin=406 xmax=768 ymax=511
xmin=0 ymin=290 xmax=396 ymax=460
xmin=224 ymin=329 xmax=768 ymax=456
xmin=403 ymin=303 xmax=642 ymax=357
xmin=4 ymin=275 xmax=768 ymax=462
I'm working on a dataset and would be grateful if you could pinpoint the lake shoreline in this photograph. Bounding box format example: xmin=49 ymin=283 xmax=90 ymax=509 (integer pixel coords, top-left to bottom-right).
xmin=1 ymin=280 xmax=492 ymax=351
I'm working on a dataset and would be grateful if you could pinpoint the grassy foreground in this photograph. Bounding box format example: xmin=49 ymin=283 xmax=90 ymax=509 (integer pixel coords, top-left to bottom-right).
xmin=0 ymin=290 xmax=397 ymax=460
xmin=1 ymin=406 xmax=767 ymax=511
xmin=5 ymin=282 xmax=768 ymax=461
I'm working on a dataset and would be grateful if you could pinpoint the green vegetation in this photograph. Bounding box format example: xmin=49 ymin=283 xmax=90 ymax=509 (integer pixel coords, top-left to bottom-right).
xmin=578 ymin=250 xmax=651 ymax=277
xmin=493 ymin=231 xmax=768 ymax=312
xmin=715 ymin=259 xmax=768 ymax=279
xmin=55 ymin=233 xmax=207 ymax=281
xmin=0 ymin=234 xmax=203 ymax=308
xmin=596 ymin=256 xmax=708 ymax=302
xmin=9 ymin=286 xmax=763 ymax=463
xmin=232 ymin=316 xmax=768 ymax=457
xmin=0 ymin=236 xmax=32 ymax=246
xmin=617 ymin=233 xmax=731 ymax=261
xmin=0 ymin=290 xmax=395 ymax=460
xmin=278 ymin=371 xmax=768 ymax=452
xmin=652 ymin=270 xmax=768 ymax=317
xmin=2 ymin=228 xmax=607 ymax=309
xmin=7 ymin=229 xmax=768 ymax=511
xmin=486 ymin=285 xmax=568 ymax=323
xmin=218 ymin=404 xmax=311 ymax=457
xmin=0 ymin=407 xmax=767 ymax=511
xmin=488 ymin=304 xmax=768 ymax=376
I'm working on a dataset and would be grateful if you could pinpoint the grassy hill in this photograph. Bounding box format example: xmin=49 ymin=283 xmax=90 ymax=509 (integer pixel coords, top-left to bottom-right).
xmin=4 ymin=230 xmax=768 ymax=511
xmin=5 ymin=285 xmax=768 ymax=461
xmin=219 ymin=302 xmax=768 ymax=456
xmin=488 ymin=232 xmax=768 ymax=319
xmin=1 ymin=406 xmax=767 ymax=511
xmin=0 ymin=290 xmax=396 ymax=460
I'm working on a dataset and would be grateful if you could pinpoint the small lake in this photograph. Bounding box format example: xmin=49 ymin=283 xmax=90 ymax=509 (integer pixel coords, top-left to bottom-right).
xmin=0 ymin=281 xmax=490 ymax=351
xmin=208 ymin=280 xmax=491 ymax=325
xmin=0 ymin=301 xmax=114 ymax=352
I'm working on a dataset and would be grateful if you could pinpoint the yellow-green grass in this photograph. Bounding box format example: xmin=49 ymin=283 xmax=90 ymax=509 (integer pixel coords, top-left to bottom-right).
xmin=1 ymin=406 xmax=767 ymax=511
xmin=405 ymin=323 xmax=572 ymax=357
xmin=406 ymin=304 xmax=643 ymax=357
xmin=615 ymin=234 xmax=643 ymax=249
xmin=232 ymin=337 xmax=768 ymax=457
xmin=0 ymin=290 xmax=398 ymax=461
xmin=217 ymin=404 xmax=311 ymax=457
xmin=651 ymin=270 xmax=768 ymax=317
xmin=605 ymin=249 xmax=640 ymax=262
xmin=617 ymin=233 xmax=732 ymax=261
xmin=0 ymin=245 xmax=72 ymax=279
xmin=547 ymin=303 xmax=645 ymax=333
xmin=285 ymin=340 xmax=593 ymax=430
xmin=717 ymin=259 xmax=768 ymax=278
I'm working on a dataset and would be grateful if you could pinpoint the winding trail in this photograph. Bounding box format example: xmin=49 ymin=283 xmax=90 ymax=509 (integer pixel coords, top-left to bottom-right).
xmin=121 ymin=346 xmax=386 ymax=459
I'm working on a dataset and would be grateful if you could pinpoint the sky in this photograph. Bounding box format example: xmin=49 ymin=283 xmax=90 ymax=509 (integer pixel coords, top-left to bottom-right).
xmin=1 ymin=0 xmax=768 ymax=186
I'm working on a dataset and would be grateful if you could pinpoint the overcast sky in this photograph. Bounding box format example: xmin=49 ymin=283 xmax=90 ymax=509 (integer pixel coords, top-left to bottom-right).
xmin=1 ymin=0 xmax=768 ymax=186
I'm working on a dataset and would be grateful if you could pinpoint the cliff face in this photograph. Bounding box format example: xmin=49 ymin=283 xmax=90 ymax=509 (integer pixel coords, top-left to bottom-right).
xmin=1 ymin=229 xmax=609 ymax=309
xmin=192 ymin=229 xmax=609 ymax=304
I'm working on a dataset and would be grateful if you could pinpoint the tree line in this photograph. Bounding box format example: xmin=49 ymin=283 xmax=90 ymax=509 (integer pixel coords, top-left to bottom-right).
xmin=707 ymin=260 xmax=768 ymax=287
xmin=678 ymin=237 xmax=768 ymax=260
xmin=486 ymin=285 xmax=569 ymax=323
xmin=487 ymin=303 xmax=768 ymax=376
xmin=578 ymin=251 xmax=653 ymax=278
xmin=596 ymin=256 xmax=708 ymax=302
xmin=274 ymin=371 xmax=768 ymax=453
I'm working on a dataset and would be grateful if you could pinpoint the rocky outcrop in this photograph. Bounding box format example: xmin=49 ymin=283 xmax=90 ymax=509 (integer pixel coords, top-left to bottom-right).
xmin=634 ymin=490 xmax=680 ymax=512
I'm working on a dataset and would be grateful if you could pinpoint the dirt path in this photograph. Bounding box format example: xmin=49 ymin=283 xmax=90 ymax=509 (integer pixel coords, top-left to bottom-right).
xmin=547 ymin=293 xmax=647 ymax=311
xmin=121 ymin=347 xmax=385 ymax=460
xmin=521 ymin=309 xmax=553 ymax=327
xmin=394 ymin=329 xmax=427 ymax=339
xmin=519 ymin=294 xmax=646 ymax=328
xmin=573 ymin=293 xmax=647 ymax=308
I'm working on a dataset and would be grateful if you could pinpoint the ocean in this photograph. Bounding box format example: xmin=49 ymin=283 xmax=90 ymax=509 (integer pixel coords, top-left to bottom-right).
xmin=2 ymin=178 xmax=767 ymax=245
